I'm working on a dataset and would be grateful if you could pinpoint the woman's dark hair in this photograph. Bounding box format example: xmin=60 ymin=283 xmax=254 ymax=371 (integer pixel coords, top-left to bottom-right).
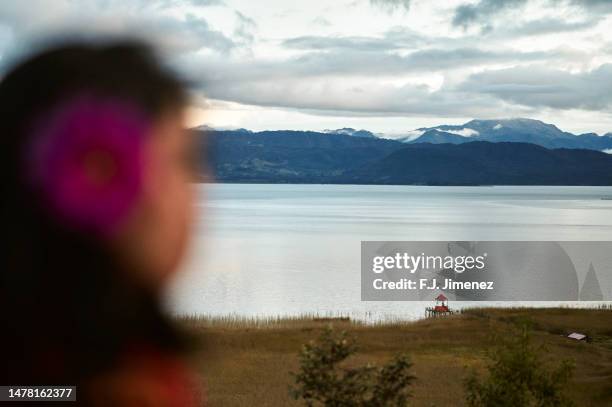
xmin=0 ymin=41 xmax=189 ymax=385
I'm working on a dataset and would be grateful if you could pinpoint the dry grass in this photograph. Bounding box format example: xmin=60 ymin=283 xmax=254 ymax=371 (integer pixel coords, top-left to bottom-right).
xmin=179 ymin=308 xmax=612 ymax=407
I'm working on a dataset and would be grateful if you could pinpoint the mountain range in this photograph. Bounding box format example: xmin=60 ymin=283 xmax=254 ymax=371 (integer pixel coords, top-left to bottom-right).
xmin=400 ymin=118 xmax=612 ymax=151
xmin=198 ymin=119 xmax=612 ymax=185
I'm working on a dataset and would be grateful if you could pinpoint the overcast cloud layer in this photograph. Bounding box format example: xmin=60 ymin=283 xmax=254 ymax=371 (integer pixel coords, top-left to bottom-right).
xmin=0 ymin=0 xmax=611 ymax=134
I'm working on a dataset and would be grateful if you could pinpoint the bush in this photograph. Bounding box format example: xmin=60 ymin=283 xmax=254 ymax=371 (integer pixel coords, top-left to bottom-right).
xmin=465 ymin=327 xmax=575 ymax=407
xmin=290 ymin=327 xmax=415 ymax=406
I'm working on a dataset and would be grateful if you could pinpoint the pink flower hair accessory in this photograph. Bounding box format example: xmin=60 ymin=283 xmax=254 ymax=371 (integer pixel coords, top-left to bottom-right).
xmin=26 ymin=94 xmax=150 ymax=237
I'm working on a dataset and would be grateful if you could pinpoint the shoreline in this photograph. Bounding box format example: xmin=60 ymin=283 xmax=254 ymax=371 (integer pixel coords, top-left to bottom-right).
xmin=173 ymin=303 xmax=612 ymax=327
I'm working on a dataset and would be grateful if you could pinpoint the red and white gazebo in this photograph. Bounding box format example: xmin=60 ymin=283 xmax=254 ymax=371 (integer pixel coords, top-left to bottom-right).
xmin=426 ymin=293 xmax=453 ymax=317
xmin=434 ymin=294 xmax=448 ymax=312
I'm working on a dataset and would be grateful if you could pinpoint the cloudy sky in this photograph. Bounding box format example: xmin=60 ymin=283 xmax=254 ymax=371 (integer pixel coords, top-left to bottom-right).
xmin=1 ymin=0 xmax=612 ymax=135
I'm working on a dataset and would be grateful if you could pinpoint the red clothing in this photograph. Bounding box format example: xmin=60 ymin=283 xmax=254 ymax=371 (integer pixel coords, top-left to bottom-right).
xmin=86 ymin=345 xmax=203 ymax=407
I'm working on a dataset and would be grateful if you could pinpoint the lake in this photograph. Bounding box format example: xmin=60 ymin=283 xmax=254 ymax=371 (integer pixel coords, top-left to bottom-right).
xmin=166 ymin=184 xmax=612 ymax=321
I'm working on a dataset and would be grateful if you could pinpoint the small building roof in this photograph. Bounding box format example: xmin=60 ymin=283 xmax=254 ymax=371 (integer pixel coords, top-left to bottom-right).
xmin=435 ymin=294 xmax=448 ymax=301
xmin=567 ymin=332 xmax=587 ymax=341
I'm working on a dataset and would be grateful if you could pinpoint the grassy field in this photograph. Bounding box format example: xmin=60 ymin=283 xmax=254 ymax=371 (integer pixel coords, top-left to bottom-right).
xmin=180 ymin=308 xmax=612 ymax=406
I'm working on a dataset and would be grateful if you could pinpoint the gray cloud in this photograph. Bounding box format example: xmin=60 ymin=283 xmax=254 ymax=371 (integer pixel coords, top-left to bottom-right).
xmin=180 ymin=14 xmax=236 ymax=53
xmin=199 ymin=72 xmax=518 ymax=117
xmin=282 ymin=34 xmax=424 ymax=52
xmin=457 ymin=15 xmax=602 ymax=41
xmin=189 ymin=0 xmax=224 ymax=5
xmin=369 ymin=0 xmax=411 ymax=12
xmin=187 ymin=46 xmax=563 ymax=85
xmin=177 ymin=44 xmax=587 ymax=118
xmin=281 ymin=26 xmax=588 ymax=57
xmin=461 ymin=64 xmax=612 ymax=110
xmin=233 ymin=11 xmax=257 ymax=47
xmin=0 ymin=1 xmax=240 ymax=62
xmin=453 ymin=0 xmax=527 ymax=28
xmin=196 ymin=58 xmax=612 ymax=118
xmin=453 ymin=0 xmax=612 ymax=29
xmin=500 ymin=17 xmax=600 ymax=36
xmin=568 ymin=0 xmax=612 ymax=12
xmin=155 ymin=0 xmax=225 ymax=7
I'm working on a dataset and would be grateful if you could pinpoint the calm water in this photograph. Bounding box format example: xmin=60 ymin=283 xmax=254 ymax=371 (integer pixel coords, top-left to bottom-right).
xmin=166 ymin=184 xmax=612 ymax=321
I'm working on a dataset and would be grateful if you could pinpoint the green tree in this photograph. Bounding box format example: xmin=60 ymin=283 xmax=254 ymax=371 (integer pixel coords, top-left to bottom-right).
xmin=290 ymin=327 xmax=415 ymax=407
xmin=465 ymin=327 xmax=575 ymax=407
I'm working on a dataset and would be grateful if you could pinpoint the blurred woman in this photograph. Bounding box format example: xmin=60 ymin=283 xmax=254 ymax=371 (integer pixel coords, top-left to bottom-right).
xmin=0 ymin=41 xmax=202 ymax=406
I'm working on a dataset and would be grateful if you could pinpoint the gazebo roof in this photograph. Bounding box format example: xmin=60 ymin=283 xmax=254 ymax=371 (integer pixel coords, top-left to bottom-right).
xmin=435 ymin=294 xmax=448 ymax=301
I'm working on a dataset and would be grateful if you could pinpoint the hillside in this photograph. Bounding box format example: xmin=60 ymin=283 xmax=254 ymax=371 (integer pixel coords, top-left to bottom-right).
xmin=203 ymin=129 xmax=403 ymax=183
xmin=345 ymin=141 xmax=612 ymax=185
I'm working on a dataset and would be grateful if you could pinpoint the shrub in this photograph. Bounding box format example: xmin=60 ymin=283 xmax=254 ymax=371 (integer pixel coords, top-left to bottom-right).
xmin=290 ymin=327 xmax=415 ymax=406
xmin=465 ymin=327 xmax=575 ymax=407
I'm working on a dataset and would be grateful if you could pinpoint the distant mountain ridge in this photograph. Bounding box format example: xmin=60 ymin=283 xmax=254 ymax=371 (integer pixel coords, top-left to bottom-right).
xmin=323 ymin=128 xmax=377 ymax=138
xmin=199 ymin=128 xmax=612 ymax=185
xmin=201 ymin=118 xmax=612 ymax=152
xmin=404 ymin=118 xmax=612 ymax=151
